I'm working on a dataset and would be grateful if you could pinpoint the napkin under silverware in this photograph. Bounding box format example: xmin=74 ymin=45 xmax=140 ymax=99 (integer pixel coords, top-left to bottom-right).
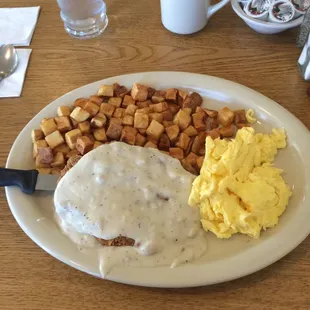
xmin=0 ymin=7 xmax=40 ymax=47
xmin=0 ymin=49 xmax=32 ymax=98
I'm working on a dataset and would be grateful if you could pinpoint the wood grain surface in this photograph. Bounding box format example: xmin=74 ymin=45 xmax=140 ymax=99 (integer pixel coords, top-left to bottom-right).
xmin=1 ymin=0 xmax=310 ymax=309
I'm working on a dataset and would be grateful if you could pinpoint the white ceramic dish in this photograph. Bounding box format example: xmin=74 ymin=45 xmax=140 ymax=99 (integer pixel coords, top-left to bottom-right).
xmin=231 ymin=0 xmax=303 ymax=34
xmin=5 ymin=72 xmax=310 ymax=288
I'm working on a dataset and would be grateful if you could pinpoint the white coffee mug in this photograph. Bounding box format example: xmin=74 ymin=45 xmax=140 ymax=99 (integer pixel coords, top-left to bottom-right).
xmin=160 ymin=0 xmax=230 ymax=34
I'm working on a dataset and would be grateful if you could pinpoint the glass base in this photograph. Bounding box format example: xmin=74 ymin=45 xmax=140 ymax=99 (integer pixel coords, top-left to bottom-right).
xmin=62 ymin=12 xmax=108 ymax=39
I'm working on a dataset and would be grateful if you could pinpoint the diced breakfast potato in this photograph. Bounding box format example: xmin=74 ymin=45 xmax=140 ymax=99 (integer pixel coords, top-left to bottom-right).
xmin=218 ymin=124 xmax=234 ymax=137
xmin=131 ymin=83 xmax=148 ymax=101
xmin=183 ymin=125 xmax=198 ymax=137
xmin=217 ymin=107 xmax=235 ymax=126
xmin=33 ymin=140 xmax=48 ymax=158
xmin=209 ymin=118 xmax=218 ymax=130
xmin=113 ymin=83 xmax=129 ymax=98
xmin=78 ymin=121 xmax=91 ymax=134
xmin=125 ymin=104 xmax=138 ymax=116
xmin=51 ymin=152 xmax=65 ymax=167
xmin=73 ymin=98 xmax=88 ymax=108
xmin=208 ymin=129 xmax=220 ymax=140
xmin=169 ymin=147 xmax=184 ymax=159
xmin=106 ymin=122 xmax=123 ymax=140
xmin=93 ymin=141 xmax=103 ymax=149
xmin=176 ymin=133 xmax=190 ymax=150
xmin=123 ymin=126 xmax=138 ymax=135
xmin=146 ymin=120 xmax=164 ymax=140
xmin=136 ymin=100 xmax=151 ymax=108
xmin=51 ymin=167 xmax=62 ymax=175
xmin=152 ymin=91 xmax=166 ymax=103
xmin=100 ymin=103 xmax=116 ymax=118
xmin=108 ymin=97 xmax=122 ymax=108
xmin=183 ymin=92 xmax=203 ymax=110
xmin=149 ymin=113 xmax=163 ymax=124
xmin=71 ymin=118 xmax=78 ymax=128
xmin=158 ymin=134 xmax=170 ymax=151
xmin=163 ymin=121 xmax=173 ymax=128
xmin=89 ymin=95 xmax=103 ymax=106
xmin=93 ymin=128 xmax=107 ymax=142
xmin=90 ymin=113 xmax=107 ymax=128
xmin=134 ymin=113 xmax=149 ymax=129
xmin=144 ymin=141 xmax=157 ymax=149
xmin=180 ymin=159 xmax=197 ymax=175
xmin=65 ymin=129 xmax=82 ymax=150
xmin=121 ymin=130 xmax=136 ymax=145
xmin=45 ymin=130 xmax=65 ymax=149
xmin=53 ymin=143 xmax=71 ymax=155
xmin=84 ymin=101 xmax=100 ymax=116
xmin=169 ymin=104 xmax=180 ymax=115
xmin=122 ymin=95 xmax=136 ymax=107
xmin=54 ymin=116 xmax=72 ymax=133
xmin=98 ymin=85 xmax=114 ymax=97
xmin=173 ymin=109 xmax=191 ymax=130
xmin=162 ymin=110 xmax=173 ymax=121
xmin=178 ymin=90 xmax=188 ymax=101
xmin=150 ymin=102 xmax=168 ymax=113
xmin=113 ymin=108 xmax=125 ymax=118
xmin=196 ymin=156 xmax=204 ymax=170
xmin=192 ymin=133 xmax=207 ymax=154
xmin=76 ymin=136 xmax=94 ymax=155
xmin=31 ymin=129 xmax=44 ymax=143
xmin=40 ymin=118 xmax=57 ymax=136
xmin=165 ymin=124 xmax=180 ymax=142
xmin=35 ymin=156 xmax=51 ymax=168
xmin=70 ymin=107 xmax=90 ymax=123
xmin=234 ymin=110 xmax=246 ymax=124
xmin=122 ymin=115 xmax=134 ymax=126
xmin=110 ymin=118 xmax=123 ymax=126
xmin=192 ymin=112 xmax=206 ymax=131
xmin=37 ymin=168 xmax=52 ymax=175
xmin=37 ymin=147 xmax=53 ymax=164
xmin=204 ymin=108 xmax=218 ymax=118
xmin=186 ymin=152 xmax=198 ymax=167
xmin=135 ymin=133 xmax=146 ymax=147
xmin=66 ymin=150 xmax=80 ymax=159
xmin=165 ymin=88 xmax=178 ymax=102
xmin=183 ymin=108 xmax=192 ymax=116
xmin=136 ymin=107 xmax=151 ymax=114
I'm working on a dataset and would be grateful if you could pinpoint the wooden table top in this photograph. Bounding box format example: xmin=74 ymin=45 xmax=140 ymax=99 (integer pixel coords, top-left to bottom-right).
xmin=1 ymin=0 xmax=310 ymax=309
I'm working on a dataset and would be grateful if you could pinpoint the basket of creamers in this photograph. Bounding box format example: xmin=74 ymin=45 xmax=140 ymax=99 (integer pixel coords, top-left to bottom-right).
xmin=231 ymin=0 xmax=310 ymax=34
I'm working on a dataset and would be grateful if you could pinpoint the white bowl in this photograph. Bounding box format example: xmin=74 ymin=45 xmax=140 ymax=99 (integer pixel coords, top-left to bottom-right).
xmin=231 ymin=0 xmax=304 ymax=34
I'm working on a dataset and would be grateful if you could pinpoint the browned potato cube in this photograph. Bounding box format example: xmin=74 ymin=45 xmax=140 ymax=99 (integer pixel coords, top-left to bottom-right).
xmin=185 ymin=137 xmax=194 ymax=156
xmin=93 ymin=141 xmax=103 ymax=149
xmin=185 ymin=152 xmax=198 ymax=167
xmin=50 ymin=167 xmax=62 ymax=175
xmin=31 ymin=129 xmax=44 ymax=143
xmin=122 ymin=115 xmax=134 ymax=126
xmin=53 ymin=143 xmax=71 ymax=155
xmin=122 ymin=95 xmax=136 ymax=107
xmin=110 ymin=118 xmax=123 ymax=126
xmin=76 ymin=136 xmax=94 ymax=155
xmin=55 ymin=116 xmax=72 ymax=133
xmin=65 ymin=129 xmax=82 ymax=150
xmin=165 ymin=124 xmax=180 ymax=142
xmin=90 ymin=113 xmax=107 ymax=128
xmin=136 ymin=100 xmax=151 ymax=108
xmin=136 ymin=107 xmax=151 ymax=114
xmin=191 ymin=133 xmax=207 ymax=154
xmin=71 ymin=118 xmax=78 ymax=128
xmin=197 ymin=156 xmax=204 ymax=170
xmin=162 ymin=110 xmax=173 ymax=121
xmin=208 ymin=118 xmax=219 ymax=130
xmin=192 ymin=112 xmax=206 ymax=131
xmin=125 ymin=104 xmax=138 ymax=116
xmin=89 ymin=95 xmax=104 ymax=106
xmin=236 ymin=123 xmax=249 ymax=129
xmin=120 ymin=130 xmax=136 ymax=145
xmin=93 ymin=128 xmax=107 ymax=142
xmin=70 ymin=107 xmax=91 ymax=123
xmin=84 ymin=133 xmax=95 ymax=142
xmin=147 ymin=87 xmax=156 ymax=99
xmin=180 ymin=159 xmax=198 ymax=175
xmin=217 ymin=107 xmax=235 ymax=126
xmin=35 ymin=156 xmax=51 ymax=169
xmin=183 ymin=125 xmax=198 ymax=137
xmin=149 ymin=113 xmax=163 ymax=124
xmin=135 ymin=133 xmax=146 ymax=146
xmin=123 ymin=126 xmax=138 ymax=135
xmin=138 ymin=128 xmax=147 ymax=135
xmin=113 ymin=108 xmax=125 ymax=118
xmin=169 ymin=147 xmax=184 ymax=160
xmin=98 ymin=85 xmax=114 ymax=97
xmin=183 ymin=108 xmax=192 ymax=115
xmin=165 ymin=88 xmax=178 ymax=102
xmin=144 ymin=141 xmax=158 ymax=149
xmin=173 ymin=109 xmax=191 ymax=130
xmin=176 ymin=133 xmax=190 ymax=150
xmin=37 ymin=147 xmax=53 ymax=164
xmin=169 ymin=103 xmax=180 ymax=115
xmin=218 ymin=124 xmax=234 ymax=137
xmin=45 ymin=130 xmax=65 ymax=149
xmin=183 ymin=92 xmax=203 ymax=110
xmin=66 ymin=150 xmax=80 ymax=159
xmin=51 ymin=152 xmax=65 ymax=167
xmin=57 ymin=106 xmax=72 ymax=117
xmin=150 ymin=102 xmax=168 ymax=113
xmin=84 ymin=101 xmax=100 ymax=117
xmin=40 ymin=119 xmax=57 ymax=136
xmin=146 ymin=120 xmax=164 ymax=140
xmin=163 ymin=121 xmax=174 ymax=128
xmin=38 ymin=168 xmax=52 ymax=175
xmin=113 ymin=83 xmax=129 ymax=98
xmin=134 ymin=113 xmax=149 ymax=129
xmin=178 ymin=90 xmax=188 ymax=101
xmin=131 ymin=83 xmax=148 ymax=101
xmin=158 ymin=134 xmax=170 ymax=151
xmin=234 ymin=110 xmax=246 ymax=124
xmin=33 ymin=140 xmax=48 ymax=158
xmin=100 ymin=103 xmax=116 ymax=118
xmin=73 ymin=98 xmax=88 ymax=108
xmin=106 ymin=122 xmax=123 ymax=140
xmin=152 ymin=91 xmax=166 ymax=103
xmin=78 ymin=121 xmax=91 ymax=134
xmin=108 ymin=97 xmax=122 ymax=108
xmin=204 ymin=109 xmax=218 ymax=118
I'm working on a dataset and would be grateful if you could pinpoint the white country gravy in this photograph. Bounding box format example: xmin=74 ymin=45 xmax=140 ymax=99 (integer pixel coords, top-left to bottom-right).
xmin=54 ymin=142 xmax=207 ymax=276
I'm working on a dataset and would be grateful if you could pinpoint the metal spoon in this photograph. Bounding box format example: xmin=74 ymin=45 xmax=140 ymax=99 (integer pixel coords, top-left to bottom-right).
xmin=0 ymin=44 xmax=19 ymax=82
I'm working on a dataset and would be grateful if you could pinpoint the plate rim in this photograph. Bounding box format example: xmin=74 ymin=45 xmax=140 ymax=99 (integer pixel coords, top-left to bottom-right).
xmin=5 ymin=71 xmax=310 ymax=288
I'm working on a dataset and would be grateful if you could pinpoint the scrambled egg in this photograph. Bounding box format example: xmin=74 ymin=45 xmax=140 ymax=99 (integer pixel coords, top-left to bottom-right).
xmin=189 ymin=127 xmax=292 ymax=239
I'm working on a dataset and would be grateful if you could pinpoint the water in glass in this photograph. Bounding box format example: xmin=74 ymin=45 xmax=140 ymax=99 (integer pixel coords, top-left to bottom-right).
xmin=56 ymin=0 xmax=108 ymax=39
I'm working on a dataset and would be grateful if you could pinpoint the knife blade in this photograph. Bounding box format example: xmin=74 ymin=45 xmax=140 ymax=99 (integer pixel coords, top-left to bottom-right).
xmin=0 ymin=168 xmax=58 ymax=194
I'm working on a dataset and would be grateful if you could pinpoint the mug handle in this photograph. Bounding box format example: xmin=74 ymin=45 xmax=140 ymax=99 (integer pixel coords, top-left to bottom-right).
xmin=207 ymin=0 xmax=230 ymax=19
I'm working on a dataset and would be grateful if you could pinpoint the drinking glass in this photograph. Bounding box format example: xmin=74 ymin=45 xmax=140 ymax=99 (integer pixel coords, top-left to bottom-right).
xmin=56 ymin=0 xmax=108 ymax=39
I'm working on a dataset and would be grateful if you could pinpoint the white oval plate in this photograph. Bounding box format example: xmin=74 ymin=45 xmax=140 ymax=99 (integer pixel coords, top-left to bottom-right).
xmin=5 ymin=72 xmax=310 ymax=288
